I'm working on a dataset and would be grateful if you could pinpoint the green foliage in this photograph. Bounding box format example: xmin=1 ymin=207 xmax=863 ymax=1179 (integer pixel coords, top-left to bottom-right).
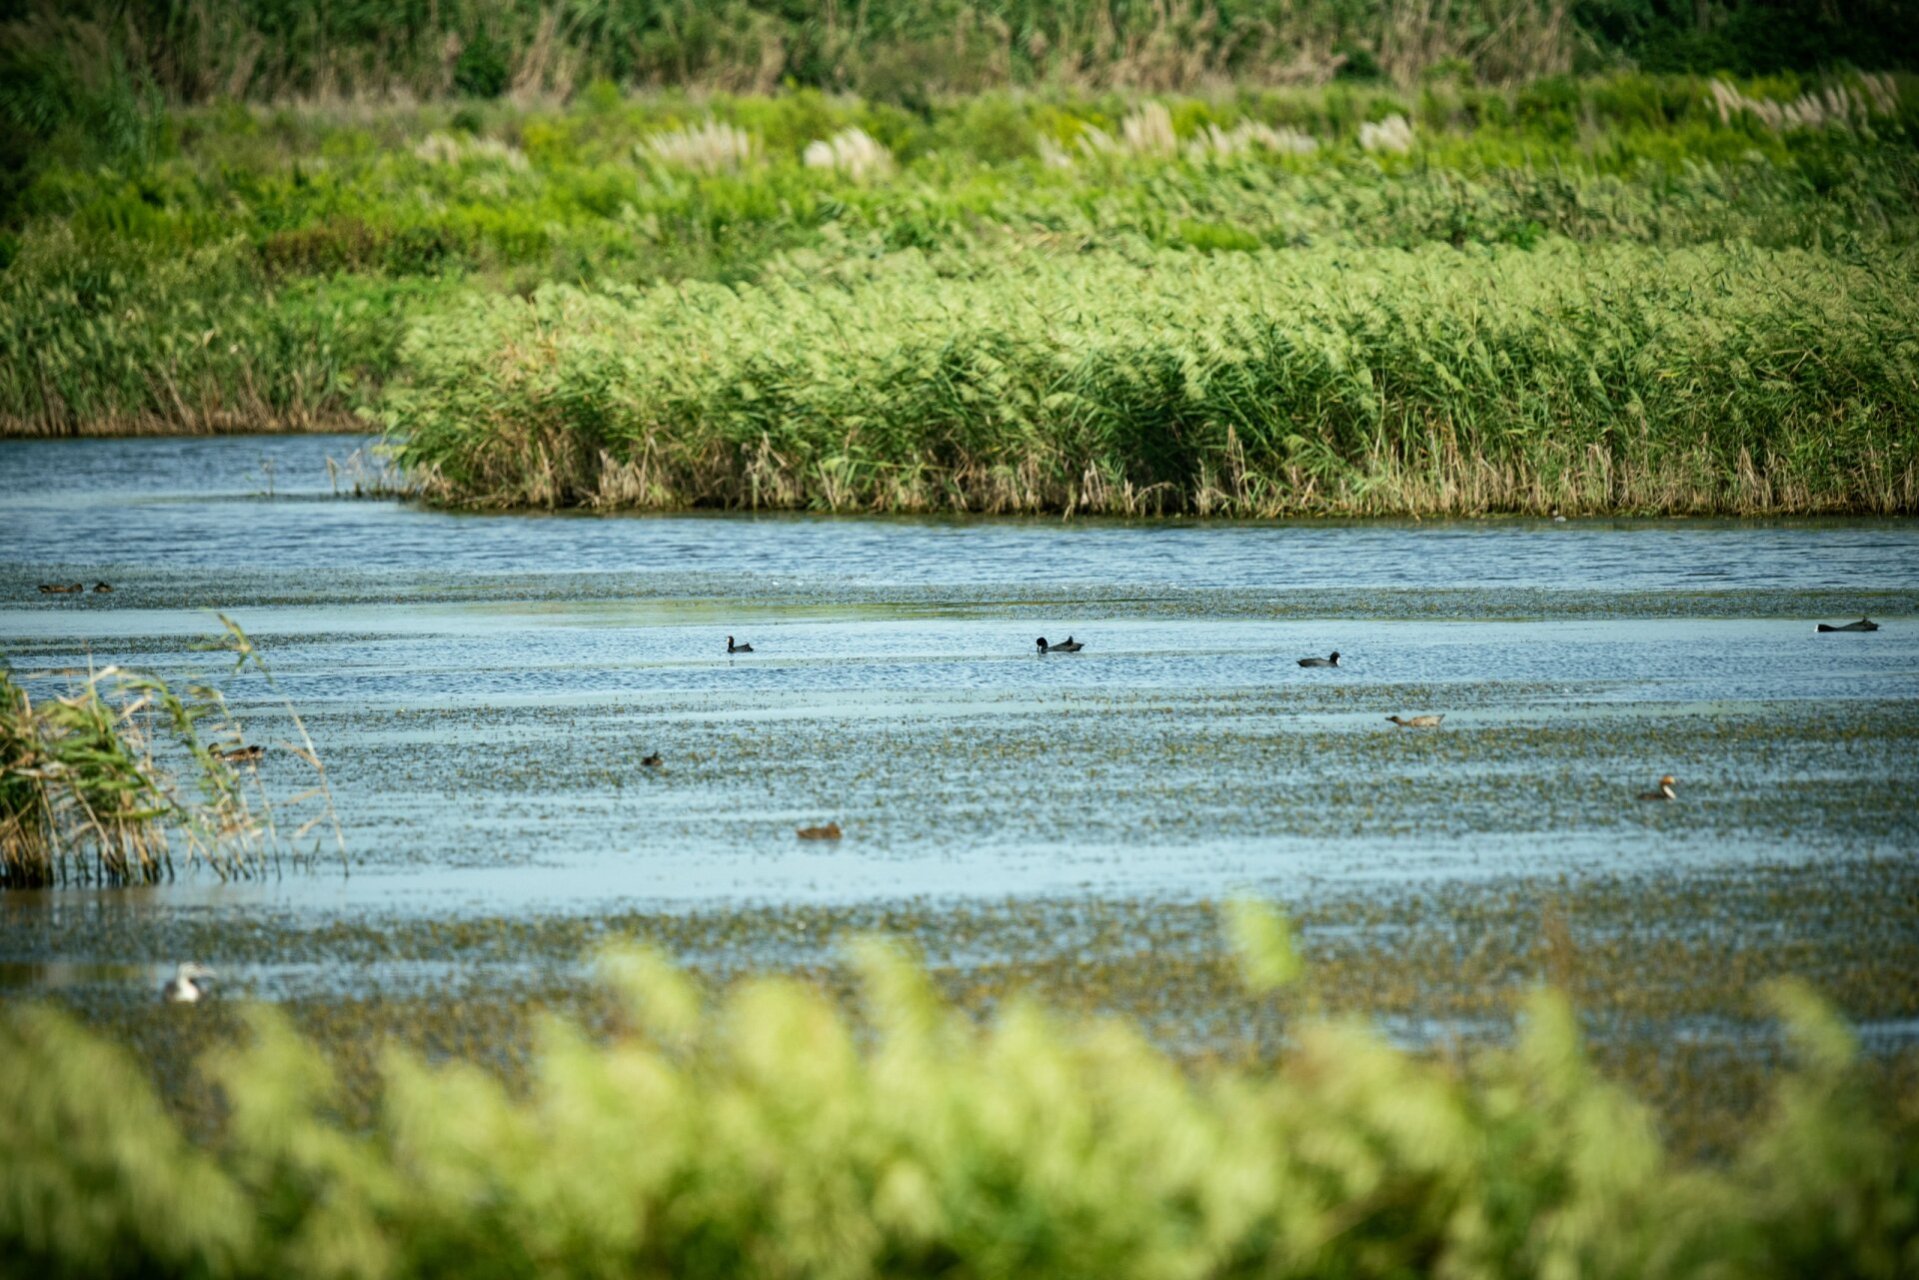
xmin=0 ymin=233 xmax=438 ymax=434
xmin=383 ymin=239 xmax=1919 ymax=516
xmin=3 ymin=934 xmax=1916 ymax=1277
xmin=0 ymin=621 xmax=343 ymax=886
xmin=2 ymin=0 xmax=1914 ymax=128
xmin=3 ymin=73 xmax=1915 ymax=520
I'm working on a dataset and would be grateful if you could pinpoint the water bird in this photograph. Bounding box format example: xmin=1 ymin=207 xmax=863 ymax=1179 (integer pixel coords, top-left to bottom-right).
xmin=1387 ymin=714 xmax=1444 ymax=728
xmin=640 ymin=752 xmax=663 ymax=768
xmin=38 ymin=583 xmax=83 ymax=594
xmin=797 ymin=821 xmax=842 ymax=840
xmin=1637 ymin=774 xmax=1678 ymax=801
xmin=92 ymin=582 xmax=113 ymax=593
xmin=1816 ymin=617 xmax=1879 ymax=633
xmin=212 ymin=743 xmax=265 ymax=765
xmin=162 ymin=962 xmax=216 ymax=1004
xmin=1036 ymin=636 xmax=1084 ymax=654
xmin=1298 ymin=651 xmax=1341 ymax=668
xmin=727 ymin=636 xmax=754 ymax=653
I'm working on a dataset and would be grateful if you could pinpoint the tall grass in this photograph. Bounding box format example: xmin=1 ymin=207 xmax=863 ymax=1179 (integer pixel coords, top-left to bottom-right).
xmin=0 ymin=234 xmax=435 ymax=436
xmin=0 ymin=619 xmax=343 ymax=887
xmin=3 ymin=911 xmax=1916 ymax=1277
xmin=385 ymin=240 xmax=1919 ymax=517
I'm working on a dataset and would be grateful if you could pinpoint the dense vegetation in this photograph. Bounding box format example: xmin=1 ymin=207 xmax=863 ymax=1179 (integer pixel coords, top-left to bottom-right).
xmin=6 ymin=916 xmax=1917 ymax=1278
xmin=6 ymin=1 xmax=1917 ymax=113
xmin=0 ymin=620 xmax=342 ymax=887
xmin=4 ymin=69 xmax=1914 ymax=513
xmin=2 ymin=2 xmax=1916 ymax=512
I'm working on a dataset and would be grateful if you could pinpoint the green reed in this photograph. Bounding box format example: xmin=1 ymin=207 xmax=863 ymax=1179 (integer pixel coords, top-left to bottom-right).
xmin=385 ymin=239 xmax=1919 ymax=517
xmin=0 ymin=620 xmax=343 ymax=887
xmin=3 ymin=909 xmax=1914 ymax=1278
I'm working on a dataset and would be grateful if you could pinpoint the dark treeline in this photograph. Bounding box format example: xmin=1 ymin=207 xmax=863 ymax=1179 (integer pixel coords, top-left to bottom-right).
xmin=4 ymin=1 xmax=1913 ymax=220
xmin=6 ymin=1 xmax=1917 ymax=107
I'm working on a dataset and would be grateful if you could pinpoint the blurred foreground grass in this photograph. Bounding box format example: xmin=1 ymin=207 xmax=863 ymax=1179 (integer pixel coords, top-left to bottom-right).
xmin=7 ymin=902 xmax=1917 ymax=1278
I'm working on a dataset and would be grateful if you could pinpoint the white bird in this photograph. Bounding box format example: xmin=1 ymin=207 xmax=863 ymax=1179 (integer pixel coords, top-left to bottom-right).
xmin=162 ymin=962 xmax=216 ymax=1004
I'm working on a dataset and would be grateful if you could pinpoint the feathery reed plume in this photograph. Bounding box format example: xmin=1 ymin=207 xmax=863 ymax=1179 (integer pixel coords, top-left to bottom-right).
xmin=1360 ymin=113 xmax=1416 ymax=154
xmin=642 ymin=120 xmax=757 ymax=174
xmin=803 ymin=127 xmax=895 ymax=181
xmin=410 ymin=132 xmax=528 ymax=168
xmin=1186 ymin=120 xmax=1317 ymax=161
xmin=1709 ymin=74 xmax=1902 ymax=132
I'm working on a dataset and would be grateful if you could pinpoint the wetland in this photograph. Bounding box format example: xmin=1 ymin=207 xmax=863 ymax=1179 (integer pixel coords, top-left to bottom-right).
xmin=3 ymin=432 xmax=1916 ymax=1160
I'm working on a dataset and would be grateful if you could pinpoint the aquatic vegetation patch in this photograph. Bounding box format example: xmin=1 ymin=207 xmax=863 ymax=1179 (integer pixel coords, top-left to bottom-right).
xmin=0 ymin=618 xmax=343 ymax=887
xmin=386 ymin=241 xmax=1919 ymax=517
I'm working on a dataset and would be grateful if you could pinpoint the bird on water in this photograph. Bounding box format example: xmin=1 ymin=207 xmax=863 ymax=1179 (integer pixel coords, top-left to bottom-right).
xmin=162 ymin=963 xmax=216 ymax=1004
xmin=1036 ymin=636 xmax=1084 ymax=654
xmin=1816 ymin=618 xmax=1879 ymax=633
xmin=1637 ymin=774 xmax=1678 ymax=801
xmin=727 ymin=636 xmax=754 ymax=653
xmin=1387 ymin=714 xmax=1444 ymax=728
xmin=1298 ymin=651 xmax=1340 ymax=668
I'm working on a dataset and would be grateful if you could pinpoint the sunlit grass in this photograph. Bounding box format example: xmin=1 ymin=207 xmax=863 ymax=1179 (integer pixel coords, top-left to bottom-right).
xmin=385 ymin=240 xmax=1919 ymax=516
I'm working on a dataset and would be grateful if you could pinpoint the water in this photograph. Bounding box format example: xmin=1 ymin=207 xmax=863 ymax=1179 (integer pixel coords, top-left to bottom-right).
xmin=3 ymin=433 xmax=1917 ymax=591
xmin=2 ymin=434 xmax=1916 ymax=1000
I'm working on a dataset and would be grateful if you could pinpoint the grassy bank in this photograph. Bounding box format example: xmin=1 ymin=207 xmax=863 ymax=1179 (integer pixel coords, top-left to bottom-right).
xmin=7 ymin=911 xmax=1917 ymax=1279
xmin=2 ymin=73 xmax=1916 ymax=513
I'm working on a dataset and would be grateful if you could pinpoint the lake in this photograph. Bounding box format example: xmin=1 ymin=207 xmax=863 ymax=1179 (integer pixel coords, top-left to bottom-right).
xmin=2 ymin=434 xmax=1915 ymax=1031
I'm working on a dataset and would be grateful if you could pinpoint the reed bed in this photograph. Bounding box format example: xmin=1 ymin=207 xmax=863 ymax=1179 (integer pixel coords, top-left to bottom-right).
xmin=3 ymin=916 xmax=1914 ymax=1278
xmin=0 ymin=620 xmax=343 ymax=887
xmin=3 ymin=75 xmax=1915 ymax=453
xmin=386 ymin=240 xmax=1919 ymax=517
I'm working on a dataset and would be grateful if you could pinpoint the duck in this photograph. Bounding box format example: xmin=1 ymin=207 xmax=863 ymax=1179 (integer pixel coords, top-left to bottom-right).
xmin=797 ymin=821 xmax=842 ymax=840
xmin=1298 ymin=651 xmax=1341 ymax=668
xmin=38 ymin=583 xmax=84 ymax=594
xmin=1386 ymin=714 xmax=1444 ymax=728
xmin=1816 ymin=617 xmax=1879 ymax=633
xmin=1036 ymin=636 xmax=1084 ymax=654
xmin=1637 ymin=774 xmax=1678 ymax=802
xmin=92 ymin=582 xmax=113 ymax=593
xmin=162 ymin=962 xmax=216 ymax=1004
xmin=211 ymin=743 xmax=265 ymax=765
xmin=640 ymin=752 xmax=663 ymax=768
xmin=727 ymin=635 xmax=754 ymax=654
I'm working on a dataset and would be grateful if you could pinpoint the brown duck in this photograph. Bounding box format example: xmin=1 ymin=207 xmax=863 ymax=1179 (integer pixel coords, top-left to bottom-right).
xmin=797 ymin=822 xmax=842 ymax=840
xmin=38 ymin=583 xmax=84 ymax=594
xmin=1636 ymin=774 xmax=1677 ymax=801
xmin=1387 ymin=714 xmax=1444 ymax=728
